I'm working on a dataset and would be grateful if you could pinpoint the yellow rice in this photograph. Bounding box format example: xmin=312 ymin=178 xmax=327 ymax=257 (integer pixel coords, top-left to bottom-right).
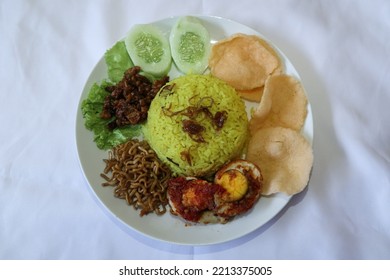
xmin=143 ymin=74 xmax=248 ymax=177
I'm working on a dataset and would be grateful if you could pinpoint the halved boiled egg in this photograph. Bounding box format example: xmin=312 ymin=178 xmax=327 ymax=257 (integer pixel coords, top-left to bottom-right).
xmin=213 ymin=159 xmax=263 ymax=218
xmin=167 ymin=177 xmax=228 ymax=224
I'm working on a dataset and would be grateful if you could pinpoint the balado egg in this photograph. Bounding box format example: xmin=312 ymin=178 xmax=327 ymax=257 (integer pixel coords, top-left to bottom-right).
xmin=214 ymin=160 xmax=263 ymax=218
xmin=166 ymin=160 xmax=263 ymax=224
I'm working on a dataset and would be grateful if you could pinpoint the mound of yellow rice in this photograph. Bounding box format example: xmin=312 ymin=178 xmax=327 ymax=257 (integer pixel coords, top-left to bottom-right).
xmin=143 ymin=74 xmax=248 ymax=177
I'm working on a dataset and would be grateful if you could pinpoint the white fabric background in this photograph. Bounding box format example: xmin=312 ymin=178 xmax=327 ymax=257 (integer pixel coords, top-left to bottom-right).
xmin=1 ymin=0 xmax=389 ymax=259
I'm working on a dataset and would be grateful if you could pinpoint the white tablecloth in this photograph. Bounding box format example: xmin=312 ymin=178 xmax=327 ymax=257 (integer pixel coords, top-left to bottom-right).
xmin=1 ymin=0 xmax=389 ymax=259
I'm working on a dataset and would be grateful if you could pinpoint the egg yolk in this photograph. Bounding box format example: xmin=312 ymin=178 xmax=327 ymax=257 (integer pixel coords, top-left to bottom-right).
xmin=182 ymin=188 xmax=197 ymax=207
xmin=216 ymin=169 xmax=248 ymax=201
xmin=181 ymin=180 xmax=215 ymax=210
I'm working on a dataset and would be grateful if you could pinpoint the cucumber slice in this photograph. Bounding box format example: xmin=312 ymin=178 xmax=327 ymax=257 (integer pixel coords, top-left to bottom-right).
xmin=125 ymin=24 xmax=171 ymax=77
xmin=169 ymin=16 xmax=211 ymax=74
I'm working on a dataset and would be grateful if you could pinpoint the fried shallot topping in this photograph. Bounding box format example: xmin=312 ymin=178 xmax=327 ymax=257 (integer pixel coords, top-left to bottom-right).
xmin=162 ymin=95 xmax=228 ymax=143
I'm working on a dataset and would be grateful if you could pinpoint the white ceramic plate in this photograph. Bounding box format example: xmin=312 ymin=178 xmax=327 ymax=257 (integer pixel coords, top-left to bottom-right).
xmin=76 ymin=15 xmax=313 ymax=246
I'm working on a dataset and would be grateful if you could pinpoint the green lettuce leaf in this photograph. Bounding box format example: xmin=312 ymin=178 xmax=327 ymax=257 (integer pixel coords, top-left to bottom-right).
xmin=81 ymin=80 xmax=142 ymax=150
xmin=104 ymin=41 xmax=133 ymax=83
